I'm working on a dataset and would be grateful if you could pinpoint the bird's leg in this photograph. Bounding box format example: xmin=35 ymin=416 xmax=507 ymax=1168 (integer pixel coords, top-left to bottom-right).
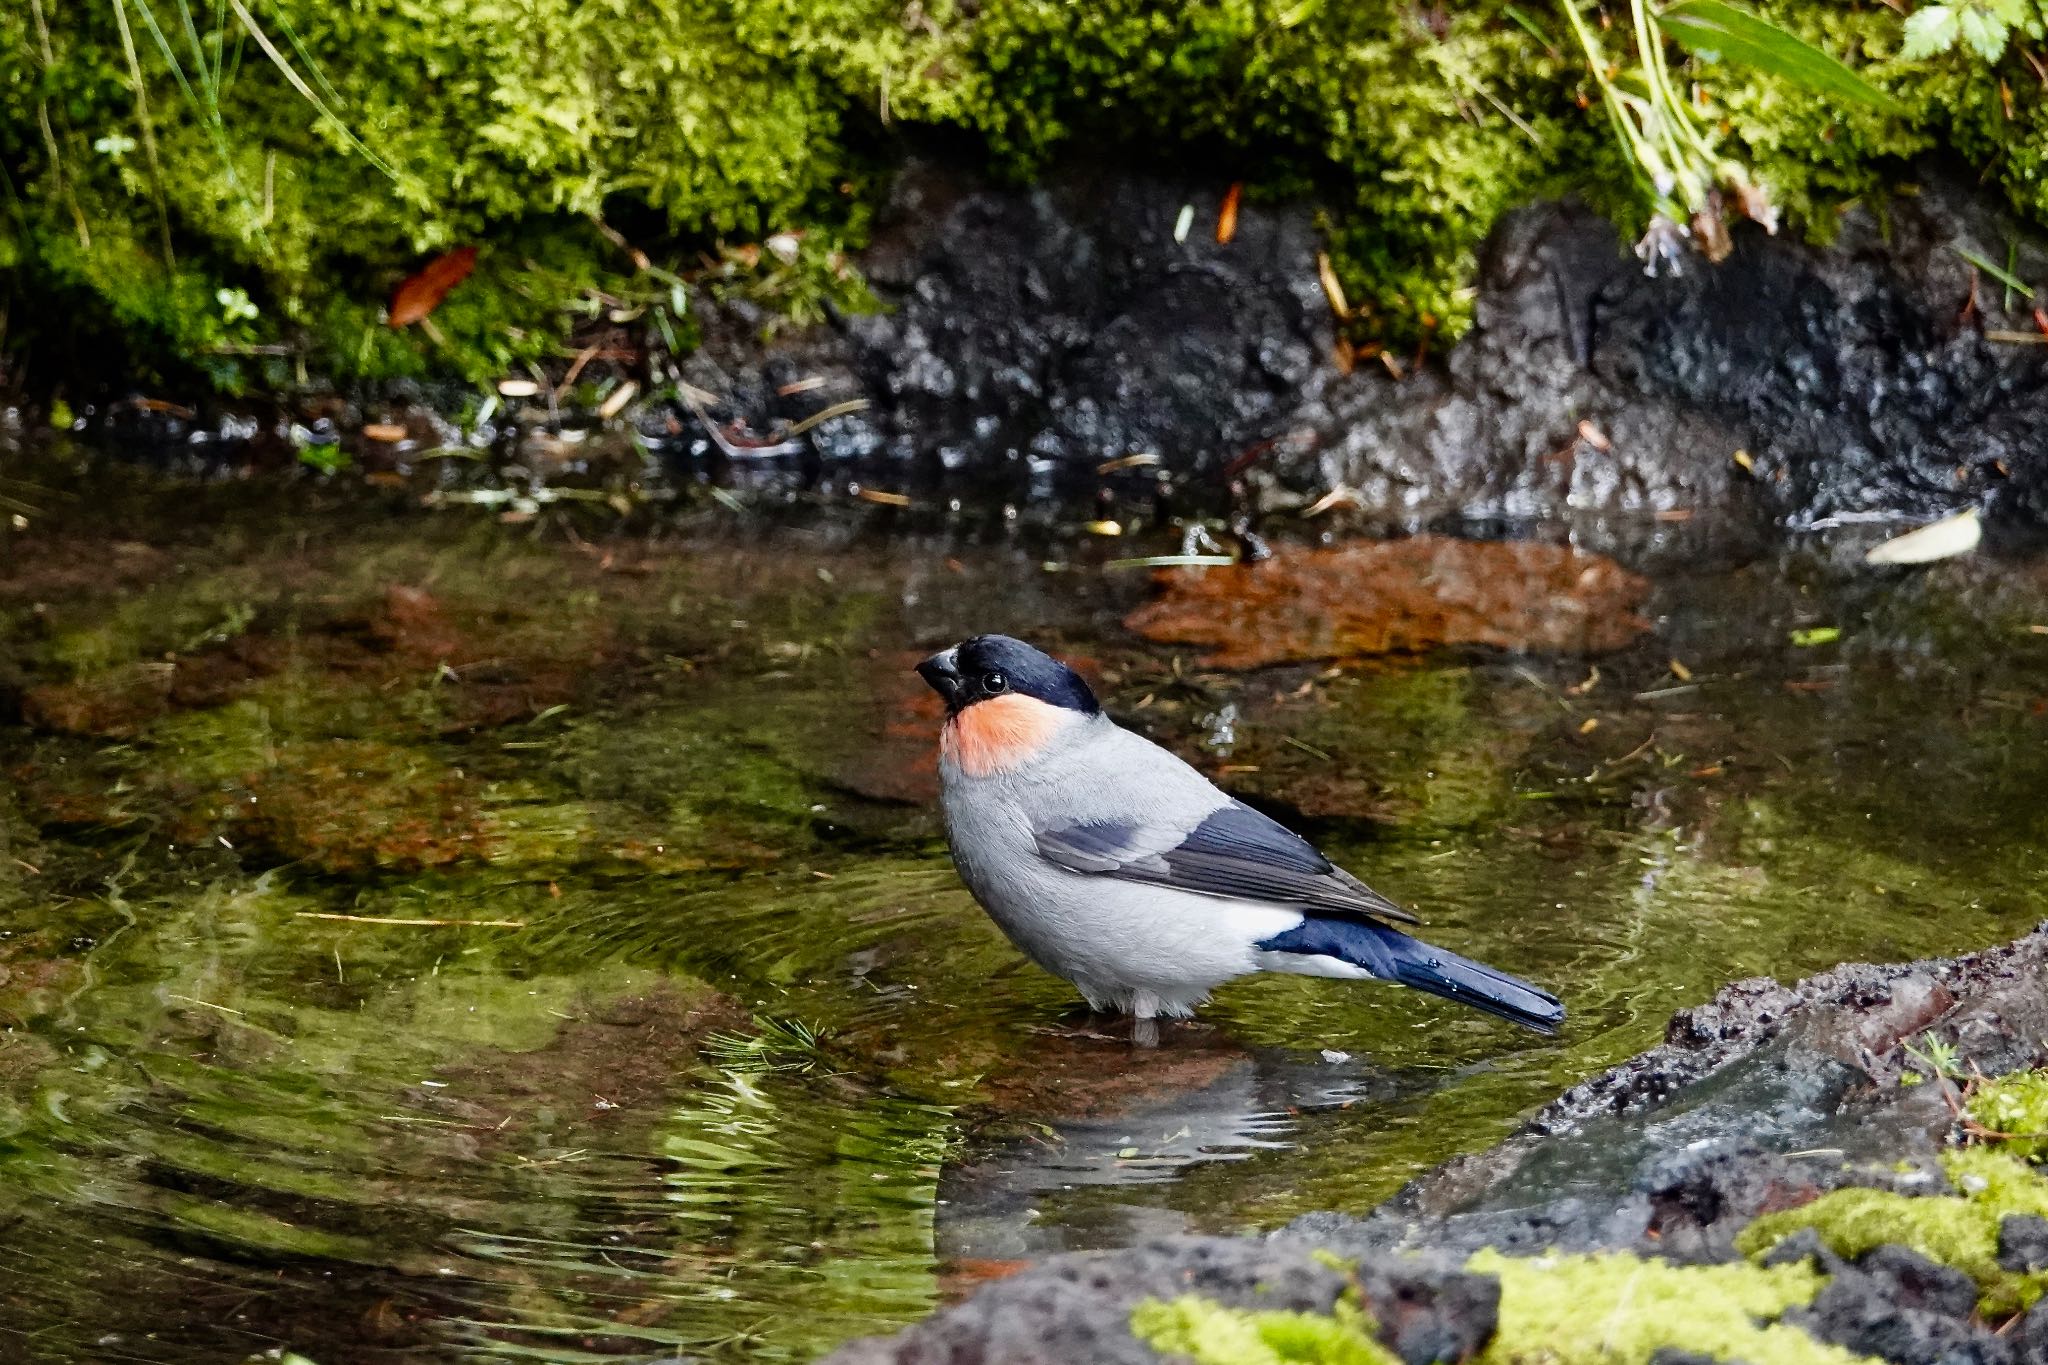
xmin=1129 ymin=991 xmax=1161 ymax=1049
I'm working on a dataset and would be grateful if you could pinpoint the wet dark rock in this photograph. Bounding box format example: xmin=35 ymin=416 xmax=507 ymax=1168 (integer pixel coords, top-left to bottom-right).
xmin=1856 ymin=1245 xmax=1981 ymax=1320
xmin=1760 ymin=1227 xmax=1854 ymax=1277
xmin=1348 ymin=1259 xmax=1499 ymax=1365
xmin=1787 ymin=1246 xmax=2005 ymax=1365
xmin=2007 ymin=1306 xmax=2048 ymax=1365
xmin=824 ymin=1237 xmax=1349 ymax=1365
xmin=684 ymin=163 xmax=1334 ymax=516
xmin=826 ymin=1236 xmax=1497 ymax=1365
xmin=687 ymin=162 xmax=2048 ymax=545
xmin=2000 ymin=1215 xmax=2048 ymax=1273
xmin=1529 ymin=941 xmax=2045 ymax=1135
xmin=1316 ymin=927 xmax=2048 ymax=1266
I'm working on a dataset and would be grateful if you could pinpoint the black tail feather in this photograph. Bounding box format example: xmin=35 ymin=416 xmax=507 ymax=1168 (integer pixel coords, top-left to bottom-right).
xmin=1258 ymin=917 xmax=1565 ymax=1035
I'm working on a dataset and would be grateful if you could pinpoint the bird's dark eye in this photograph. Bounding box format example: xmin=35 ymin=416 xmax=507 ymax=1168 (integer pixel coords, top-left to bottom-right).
xmin=982 ymin=670 xmax=1008 ymax=694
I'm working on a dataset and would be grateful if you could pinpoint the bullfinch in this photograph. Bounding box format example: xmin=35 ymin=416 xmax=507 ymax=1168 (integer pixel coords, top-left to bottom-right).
xmin=916 ymin=635 xmax=1565 ymax=1035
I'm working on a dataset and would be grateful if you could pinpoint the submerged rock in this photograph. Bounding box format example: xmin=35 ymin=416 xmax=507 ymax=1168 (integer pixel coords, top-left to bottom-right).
xmin=1122 ymin=537 xmax=1652 ymax=667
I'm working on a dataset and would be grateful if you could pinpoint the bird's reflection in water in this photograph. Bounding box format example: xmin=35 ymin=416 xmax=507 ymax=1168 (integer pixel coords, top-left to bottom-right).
xmin=935 ymin=1018 xmax=1425 ymax=1267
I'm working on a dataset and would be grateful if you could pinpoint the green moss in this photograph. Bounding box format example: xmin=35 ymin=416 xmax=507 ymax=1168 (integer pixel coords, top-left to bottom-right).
xmin=1736 ymin=1149 xmax=2048 ymax=1317
xmin=1130 ymin=1294 xmax=1398 ymax=1365
xmin=1968 ymin=1069 xmax=2048 ymax=1163
xmin=1129 ymin=1253 xmax=1876 ymax=1365
xmin=1711 ymin=7 xmax=1944 ymax=234
xmin=1470 ymin=1249 xmax=1869 ymax=1365
xmin=1 ymin=0 xmax=966 ymax=384
xmin=11 ymin=0 xmax=2024 ymax=383
xmin=44 ymin=574 xmax=263 ymax=676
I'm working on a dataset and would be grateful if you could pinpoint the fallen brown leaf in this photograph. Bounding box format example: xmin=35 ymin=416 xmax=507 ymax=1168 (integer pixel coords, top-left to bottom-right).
xmin=1216 ymin=183 xmax=1242 ymax=244
xmin=389 ymin=246 xmax=478 ymax=328
xmin=1125 ymin=536 xmax=1652 ymax=668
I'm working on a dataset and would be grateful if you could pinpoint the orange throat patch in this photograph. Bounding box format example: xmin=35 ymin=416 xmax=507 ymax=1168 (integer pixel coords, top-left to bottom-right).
xmin=941 ymin=694 xmax=1071 ymax=777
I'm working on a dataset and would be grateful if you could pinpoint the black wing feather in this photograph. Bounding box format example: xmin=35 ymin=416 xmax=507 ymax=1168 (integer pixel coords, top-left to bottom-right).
xmin=1034 ymin=801 xmax=1418 ymax=924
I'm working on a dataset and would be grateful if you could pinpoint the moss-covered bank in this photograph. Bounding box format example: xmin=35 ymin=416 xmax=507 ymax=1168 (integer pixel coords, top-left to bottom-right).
xmin=0 ymin=1 xmax=2037 ymax=392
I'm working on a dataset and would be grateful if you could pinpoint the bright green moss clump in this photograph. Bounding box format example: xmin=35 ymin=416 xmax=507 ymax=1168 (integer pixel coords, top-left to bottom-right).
xmin=1968 ymin=1068 xmax=2048 ymax=1163
xmin=1737 ymin=1148 xmax=2048 ymax=1317
xmin=1469 ymin=1249 xmax=1870 ymax=1365
xmin=1131 ymin=1294 xmax=1398 ymax=1365
xmin=0 ymin=0 xmax=2038 ymax=389
xmin=1130 ymin=1251 xmax=1873 ymax=1365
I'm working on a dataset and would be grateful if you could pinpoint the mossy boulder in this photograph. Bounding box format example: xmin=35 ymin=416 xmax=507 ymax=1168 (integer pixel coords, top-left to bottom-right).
xmin=1739 ymin=1148 xmax=2048 ymax=1317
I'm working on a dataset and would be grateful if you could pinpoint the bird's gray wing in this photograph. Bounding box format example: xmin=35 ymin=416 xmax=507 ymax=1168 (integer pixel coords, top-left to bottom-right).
xmin=1033 ymin=800 xmax=1419 ymax=924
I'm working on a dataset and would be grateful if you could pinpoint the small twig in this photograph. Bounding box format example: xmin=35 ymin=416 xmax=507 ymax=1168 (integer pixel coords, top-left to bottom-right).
xmin=781 ymin=398 xmax=870 ymax=438
xmin=1602 ymin=734 xmax=1658 ymax=769
xmin=557 ymin=343 xmax=602 ymax=394
xmin=165 ymin=994 xmax=246 ymax=1017
xmin=296 ymin=912 xmax=526 ymax=927
xmin=1281 ymin=735 xmax=1333 ymax=762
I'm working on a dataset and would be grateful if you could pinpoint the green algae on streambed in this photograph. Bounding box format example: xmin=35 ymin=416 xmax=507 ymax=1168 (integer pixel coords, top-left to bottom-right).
xmin=5 ymin=485 xmax=2048 ymax=1361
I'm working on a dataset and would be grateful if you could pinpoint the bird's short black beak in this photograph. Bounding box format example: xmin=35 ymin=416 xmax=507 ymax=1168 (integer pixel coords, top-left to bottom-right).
xmin=916 ymin=648 xmax=964 ymax=710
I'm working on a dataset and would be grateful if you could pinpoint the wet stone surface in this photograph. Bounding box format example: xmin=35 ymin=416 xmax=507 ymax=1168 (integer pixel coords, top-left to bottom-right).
xmin=684 ymin=163 xmax=2048 ymax=547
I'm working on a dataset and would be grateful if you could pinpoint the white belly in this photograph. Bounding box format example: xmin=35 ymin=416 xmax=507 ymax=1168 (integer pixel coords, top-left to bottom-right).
xmin=959 ymin=853 xmax=1301 ymax=1016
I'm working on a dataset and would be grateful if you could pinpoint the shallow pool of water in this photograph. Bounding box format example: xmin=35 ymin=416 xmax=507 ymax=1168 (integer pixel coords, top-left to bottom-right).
xmin=3 ymin=461 xmax=2046 ymax=1361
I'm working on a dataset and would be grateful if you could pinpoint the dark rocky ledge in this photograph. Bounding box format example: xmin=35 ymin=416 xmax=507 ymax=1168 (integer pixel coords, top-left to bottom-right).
xmin=687 ymin=161 xmax=2048 ymax=548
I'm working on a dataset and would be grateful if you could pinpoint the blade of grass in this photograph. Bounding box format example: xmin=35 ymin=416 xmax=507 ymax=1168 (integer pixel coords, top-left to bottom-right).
xmin=209 ymin=0 xmax=229 ymax=87
xmin=226 ymin=0 xmax=399 ymax=182
xmin=260 ymin=1 xmax=350 ymax=113
xmin=111 ymin=0 xmax=178 ymax=268
xmin=26 ymin=0 xmax=90 ymax=249
xmin=1560 ymin=0 xmax=1669 ymax=206
xmin=171 ymin=0 xmax=216 ymax=102
xmin=1103 ymin=554 xmax=1238 ymax=571
xmin=1955 ymin=245 xmax=2032 ymax=296
xmin=1504 ymin=4 xmax=1561 ymax=56
xmin=131 ymin=0 xmax=264 ymax=237
xmin=1659 ymin=0 xmax=1903 ymax=113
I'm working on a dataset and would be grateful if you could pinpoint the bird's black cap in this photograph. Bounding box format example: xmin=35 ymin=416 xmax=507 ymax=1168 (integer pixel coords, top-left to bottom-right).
xmin=916 ymin=635 xmax=1099 ymax=716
